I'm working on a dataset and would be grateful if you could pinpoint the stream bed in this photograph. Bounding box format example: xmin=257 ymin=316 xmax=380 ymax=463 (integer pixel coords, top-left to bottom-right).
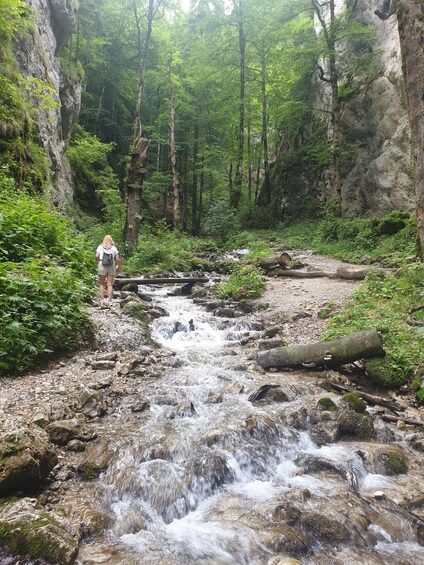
xmin=79 ymin=285 xmax=424 ymax=565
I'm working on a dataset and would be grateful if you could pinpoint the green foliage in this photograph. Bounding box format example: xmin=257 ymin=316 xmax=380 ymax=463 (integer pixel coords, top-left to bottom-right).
xmin=204 ymin=201 xmax=241 ymax=246
xmin=0 ymin=187 xmax=95 ymax=374
xmin=276 ymin=211 xmax=416 ymax=264
xmin=322 ymin=264 xmax=424 ymax=385
xmin=126 ymin=222 xmax=214 ymax=276
xmin=225 ymin=230 xmax=272 ymax=259
xmin=217 ymin=265 xmax=265 ymax=300
xmin=67 ymin=125 xmax=120 ymax=217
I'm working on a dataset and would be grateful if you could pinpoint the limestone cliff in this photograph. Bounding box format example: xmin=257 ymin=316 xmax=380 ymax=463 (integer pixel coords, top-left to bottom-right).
xmin=273 ymin=0 xmax=414 ymax=219
xmin=14 ymin=0 xmax=80 ymax=204
xmin=339 ymin=0 xmax=414 ymax=216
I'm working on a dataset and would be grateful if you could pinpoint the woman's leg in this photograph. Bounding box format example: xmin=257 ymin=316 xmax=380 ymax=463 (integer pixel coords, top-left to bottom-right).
xmin=107 ymin=274 xmax=114 ymax=302
xmin=99 ymin=275 xmax=106 ymax=301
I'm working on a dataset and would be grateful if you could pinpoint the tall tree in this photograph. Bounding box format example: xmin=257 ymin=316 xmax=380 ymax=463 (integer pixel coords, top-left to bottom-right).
xmin=312 ymin=0 xmax=342 ymax=215
xmin=168 ymin=53 xmax=180 ymax=229
xmin=231 ymin=0 xmax=246 ymax=210
xmin=395 ymin=0 xmax=424 ymax=259
xmin=123 ymin=0 xmax=155 ymax=247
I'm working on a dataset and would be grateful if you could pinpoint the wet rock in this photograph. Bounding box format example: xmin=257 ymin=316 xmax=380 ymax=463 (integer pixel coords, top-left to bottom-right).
xmin=248 ymin=384 xmax=287 ymax=403
xmin=0 ymin=420 xmax=58 ymax=496
xmin=299 ymin=511 xmax=351 ymax=543
xmin=316 ymin=397 xmax=338 ymax=412
xmin=130 ymin=402 xmax=149 ymax=413
xmin=341 ymin=392 xmax=367 ymax=413
xmin=78 ymin=438 xmax=113 ymax=478
xmin=309 ymin=424 xmax=339 ymax=446
xmin=261 ymin=524 xmax=309 ymax=554
xmin=258 ymin=338 xmax=286 ymax=350
xmin=31 ymin=410 xmax=50 ymax=429
xmin=364 ymin=444 xmax=408 ymax=475
xmin=91 ymin=360 xmax=116 ymax=370
xmin=79 ymin=388 xmax=107 ymax=418
xmin=45 ymin=417 xmax=97 ymax=445
xmin=337 ymin=412 xmax=375 ymax=440
xmin=147 ymin=306 xmax=169 ymax=318
xmin=225 ymin=382 xmax=245 ymax=394
xmin=0 ymin=497 xmax=78 ymax=564
xmin=169 ymin=402 xmax=196 ymax=419
xmin=207 ymin=391 xmax=223 ymax=404
xmin=267 ymin=558 xmax=303 ymax=565
xmin=66 ymin=439 xmax=86 ymax=452
xmin=214 ymin=307 xmax=237 ymax=318
xmin=238 ymin=299 xmax=254 ymax=313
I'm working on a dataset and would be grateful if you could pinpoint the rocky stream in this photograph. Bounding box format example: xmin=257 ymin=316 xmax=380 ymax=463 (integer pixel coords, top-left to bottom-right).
xmin=1 ymin=251 xmax=424 ymax=565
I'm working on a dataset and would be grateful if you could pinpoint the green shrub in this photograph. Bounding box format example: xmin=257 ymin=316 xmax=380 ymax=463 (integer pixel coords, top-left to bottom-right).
xmin=0 ymin=188 xmax=95 ymax=374
xmin=323 ymin=264 xmax=424 ymax=384
xmin=217 ymin=265 xmax=265 ymax=300
xmin=126 ymin=222 xmax=214 ymax=276
xmin=204 ymin=201 xmax=240 ymax=245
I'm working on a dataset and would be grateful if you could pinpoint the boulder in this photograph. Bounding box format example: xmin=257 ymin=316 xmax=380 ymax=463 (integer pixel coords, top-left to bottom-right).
xmin=0 ymin=419 xmax=57 ymax=496
xmin=0 ymin=497 xmax=78 ymax=564
xmin=79 ymin=387 xmax=107 ymax=418
xmin=45 ymin=417 xmax=97 ymax=445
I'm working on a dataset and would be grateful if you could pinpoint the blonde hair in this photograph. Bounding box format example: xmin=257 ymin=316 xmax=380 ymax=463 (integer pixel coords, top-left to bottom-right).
xmin=102 ymin=235 xmax=114 ymax=249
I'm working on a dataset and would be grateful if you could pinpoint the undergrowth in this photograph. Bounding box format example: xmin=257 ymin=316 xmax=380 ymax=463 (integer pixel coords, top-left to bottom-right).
xmin=0 ymin=185 xmax=95 ymax=374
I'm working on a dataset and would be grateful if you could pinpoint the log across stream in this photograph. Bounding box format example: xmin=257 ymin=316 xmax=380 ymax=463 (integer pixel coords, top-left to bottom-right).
xmin=82 ymin=285 xmax=424 ymax=565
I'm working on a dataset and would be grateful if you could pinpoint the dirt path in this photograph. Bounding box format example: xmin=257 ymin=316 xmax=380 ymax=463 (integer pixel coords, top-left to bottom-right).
xmin=254 ymin=250 xmax=360 ymax=345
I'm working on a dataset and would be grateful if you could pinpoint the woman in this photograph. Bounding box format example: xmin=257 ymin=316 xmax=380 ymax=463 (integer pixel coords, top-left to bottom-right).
xmin=95 ymin=235 xmax=122 ymax=305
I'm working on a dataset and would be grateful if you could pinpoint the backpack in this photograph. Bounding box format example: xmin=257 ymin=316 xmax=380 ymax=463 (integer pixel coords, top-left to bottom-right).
xmin=102 ymin=249 xmax=114 ymax=266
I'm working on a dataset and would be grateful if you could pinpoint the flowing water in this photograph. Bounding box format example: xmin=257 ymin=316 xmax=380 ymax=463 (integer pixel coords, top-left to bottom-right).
xmin=91 ymin=287 xmax=424 ymax=565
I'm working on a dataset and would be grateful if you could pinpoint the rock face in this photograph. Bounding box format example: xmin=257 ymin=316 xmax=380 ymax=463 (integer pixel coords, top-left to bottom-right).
xmin=339 ymin=0 xmax=414 ymax=217
xmin=275 ymin=0 xmax=414 ymax=219
xmin=14 ymin=0 xmax=80 ymax=204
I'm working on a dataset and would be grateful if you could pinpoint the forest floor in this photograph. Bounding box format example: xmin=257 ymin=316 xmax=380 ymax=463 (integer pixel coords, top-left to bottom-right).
xmin=252 ymin=249 xmax=360 ymax=346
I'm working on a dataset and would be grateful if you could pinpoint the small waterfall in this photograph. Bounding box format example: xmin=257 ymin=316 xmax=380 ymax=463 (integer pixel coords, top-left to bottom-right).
xmin=97 ymin=287 xmax=424 ymax=564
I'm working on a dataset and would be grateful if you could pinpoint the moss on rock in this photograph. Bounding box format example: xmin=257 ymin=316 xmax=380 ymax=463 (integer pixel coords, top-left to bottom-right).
xmin=337 ymin=412 xmax=375 ymax=440
xmin=365 ymin=357 xmax=409 ymax=387
xmin=341 ymin=392 xmax=366 ymax=413
xmin=317 ymin=397 xmax=338 ymax=412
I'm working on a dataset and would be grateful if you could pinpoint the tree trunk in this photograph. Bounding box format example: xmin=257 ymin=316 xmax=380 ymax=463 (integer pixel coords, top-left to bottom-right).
xmin=313 ymin=0 xmax=342 ymax=215
xmin=168 ymin=56 xmax=180 ymax=230
xmin=261 ymin=47 xmax=271 ymax=205
xmin=257 ymin=327 xmax=384 ymax=369
xmin=396 ymin=0 xmax=424 ymax=259
xmin=192 ymin=116 xmax=199 ymax=235
xmin=123 ymin=0 xmax=154 ymax=247
xmin=257 ymin=252 xmax=292 ymax=269
xmin=124 ymin=136 xmax=149 ymax=247
xmin=231 ymin=0 xmax=245 ymax=210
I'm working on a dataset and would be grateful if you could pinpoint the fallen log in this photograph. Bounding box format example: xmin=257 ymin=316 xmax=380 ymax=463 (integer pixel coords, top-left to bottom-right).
xmin=257 ymin=252 xmax=292 ymax=270
xmin=336 ymin=266 xmax=389 ymax=280
xmin=406 ymin=304 xmax=424 ymax=326
xmin=380 ymin=413 xmax=423 ymax=427
xmin=114 ymin=277 xmax=208 ymax=289
xmin=328 ymin=382 xmax=404 ymax=412
xmin=257 ymin=328 xmax=384 ymax=369
xmin=271 ymin=269 xmax=332 ymax=278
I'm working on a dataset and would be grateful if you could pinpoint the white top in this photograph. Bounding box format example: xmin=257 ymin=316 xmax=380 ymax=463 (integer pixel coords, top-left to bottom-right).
xmin=96 ymin=245 xmax=118 ymax=261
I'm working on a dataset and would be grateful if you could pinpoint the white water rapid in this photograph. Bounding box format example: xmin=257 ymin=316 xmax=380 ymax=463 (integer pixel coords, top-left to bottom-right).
xmin=95 ymin=286 xmax=424 ymax=565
